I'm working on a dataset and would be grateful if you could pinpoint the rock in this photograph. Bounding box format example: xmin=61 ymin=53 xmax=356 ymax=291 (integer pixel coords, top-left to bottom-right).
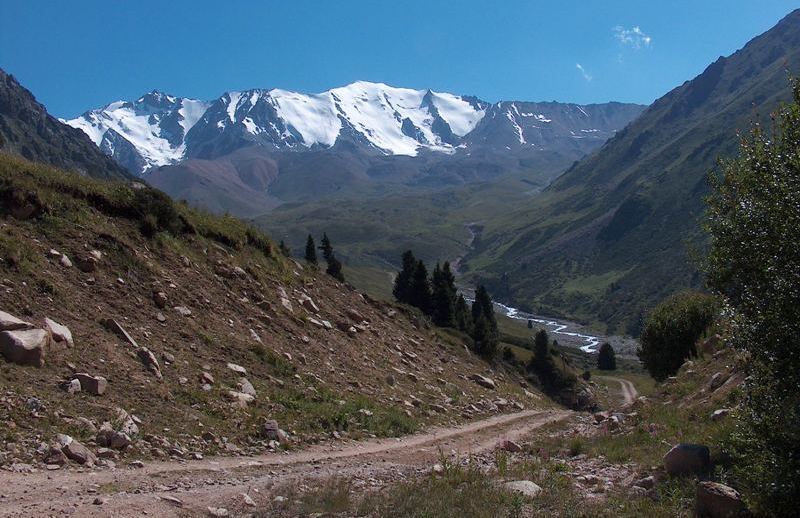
xmin=59 ymin=255 xmax=73 ymax=268
xmin=160 ymin=495 xmax=182 ymax=506
xmin=96 ymin=422 xmax=131 ymax=450
xmin=63 ymin=378 xmax=82 ymax=393
xmin=101 ymin=319 xmax=138 ymax=347
xmin=280 ymin=297 xmax=293 ymax=313
xmin=499 ymin=440 xmax=523 ymax=453
xmin=114 ymin=408 xmax=140 ymax=437
xmin=386 ymin=374 xmax=397 ymax=386
xmin=664 ymin=443 xmax=711 ymax=476
xmin=633 ymin=476 xmax=655 ymax=489
xmin=432 ymin=463 xmax=445 ymax=475
xmin=0 ymin=310 xmax=33 ymax=331
xmin=261 ymin=420 xmax=288 ymax=443
xmin=469 ymin=374 xmax=496 ymax=390
xmin=227 ymin=390 xmax=255 ymax=408
xmin=57 ymin=434 xmax=96 ymax=466
xmin=74 ymin=373 xmax=108 ymax=395
xmin=708 ymin=372 xmax=728 ymax=392
xmin=502 ymin=480 xmax=542 ymax=498
xmin=161 ymin=351 xmax=175 ymax=364
xmin=129 ymin=460 xmax=145 ymax=468
xmin=239 ymin=378 xmax=257 ymax=397
xmin=44 ymin=443 xmax=67 ymax=465
xmin=695 ymin=481 xmax=747 ymax=517
xmin=173 ymin=306 xmax=192 ymax=317
xmin=0 ymin=328 xmax=49 ymax=366
xmin=92 ymin=497 xmax=107 ymax=506
xmin=44 ymin=318 xmax=74 ymax=348
xmin=711 ymin=408 xmax=731 ymax=421
xmin=152 ymin=291 xmax=168 ymax=309
xmin=137 ymin=347 xmax=162 ymax=378
xmin=207 ymin=507 xmax=229 ymax=517
xmin=299 ymin=295 xmax=319 ymax=313
xmin=75 ymin=253 xmax=99 ymax=272
xmin=346 ymin=308 xmax=366 ymax=322
xmin=242 ymin=493 xmax=256 ymax=507
xmin=201 ymin=371 xmax=215 ymax=385
xmin=227 ymin=362 xmax=247 ymax=375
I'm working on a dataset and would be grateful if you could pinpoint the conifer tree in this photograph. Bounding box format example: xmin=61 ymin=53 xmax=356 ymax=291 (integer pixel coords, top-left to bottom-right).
xmin=431 ymin=262 xmax=456 ymax=327
xmin=319 ymin=233 xmax=333 ymax=262
xmin=409 ymin=260 xmax=432 ymax=314
xmin=305 ymin=234 xmax=317 ymax=265
xmin=470 ymin=285 xmax=498 ymax=358
xmin=317 ymin=233 xmax=344 ymax=282
xmin=393 ymin=250 xmax=416 ymax=304
xmin=534 ymin=328 xmax=549 ymax=361
xmin=597 ymin=342 xmax=616 ymax=370
xmin=454 ymin=294 xmax=473 ymax=333
xmin=279 ymin=240 xmax=290 ymax=256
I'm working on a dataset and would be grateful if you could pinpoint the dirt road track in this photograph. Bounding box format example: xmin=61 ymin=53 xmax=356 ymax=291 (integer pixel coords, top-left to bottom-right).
xmin=597 ymin=376 xmax=639 ymax=407
xmin=0 ymin=409 xmax=570 ymax=517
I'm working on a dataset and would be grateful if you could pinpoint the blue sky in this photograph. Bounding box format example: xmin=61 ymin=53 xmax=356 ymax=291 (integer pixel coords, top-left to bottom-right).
xmin=1 ymin=1 xmax=797 ymax=118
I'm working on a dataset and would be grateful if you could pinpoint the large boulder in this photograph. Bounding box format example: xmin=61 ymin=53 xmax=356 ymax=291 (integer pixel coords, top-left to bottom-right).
xmin=0 ymin=310 xmax=33 ymax=331
xmin=664 ymin=443 xmax=711 ymax=476
xmin=57 ymin=434 xmax=96 ymax=466
xmin=696 ymin=481 xmax=747 ymax=517
xmin=261 ymin=420 xmax=288 ymax=443
xmin=502 ymin=480 xmax=542 ymax=498
xmin=74 ymin=373 xmax=108 ymax=395
xmin=469 ymin=374 xmax=496 ymax=390
xmin=0 ymin=328 xmax=49 ymax=366
xmin=44 ymin=318 xmax=74 ymax=349
xmin=96 ymin=422 xmax=131 ymax=450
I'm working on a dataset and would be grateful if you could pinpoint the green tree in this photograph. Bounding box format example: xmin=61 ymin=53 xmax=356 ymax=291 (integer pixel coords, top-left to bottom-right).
xmin=278 ymin=240 xmax=290 ymax=256
xmin=454 ymin=294 xmax=473 ymax=334
xmin=533 ymin=328 xmax=549 ymax=361
xmin=409 ymin=260 xmax=432 ymax=314
xmin=393 ymin=250 xmax=416 ymax=305
xmin=319 ymin=232 xmax=333 ymax=262
xmin=431 ymin=262 xmax=456 ymax=327
xmin=470 ymin=285 xmax=498 ymax=358
xmin=304 ymin=234 xmax=317 ymax=265
xmin=325 ymin=255 xmax=344 ymax=282
xmin=637 ymin=291 xmax=715 ymax=381
xmin=705 ymin=79 xmax=800 ymax=514
xmin=597 ymin=342 xmax=616 ymax=370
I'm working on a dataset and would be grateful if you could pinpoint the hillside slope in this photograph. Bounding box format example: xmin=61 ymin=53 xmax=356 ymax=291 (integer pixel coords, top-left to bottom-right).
xmin=0 ymin=69 xmax=131 ymax=181
xmin=465 ymin=9 xmax=800 ymax=334
xmin=0 ymin=153 xmax=543 ymax=472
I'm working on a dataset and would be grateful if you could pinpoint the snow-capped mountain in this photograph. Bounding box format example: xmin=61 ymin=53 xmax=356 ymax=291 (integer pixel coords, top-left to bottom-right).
xmin=67 ymin=82 xmax=645 ymax=176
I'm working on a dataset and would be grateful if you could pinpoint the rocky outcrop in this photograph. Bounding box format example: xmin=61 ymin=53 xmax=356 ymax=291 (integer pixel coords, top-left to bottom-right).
xmin=664 ymin=443 xmax=710 ymax=476
xmin=57 ymin=434 xmax=96 ymax=466
xmin=0 ymin=328 xmax=49 ymax=367
xmin=469 ymin=374 xmax=496 ymax=390
xmin=696 ymin=481 xmax=747 ymax=517
xmin=74 ymin=373 xmax=108 ymax=395
xmin=44 ymin=318 xmax=73 ymax=349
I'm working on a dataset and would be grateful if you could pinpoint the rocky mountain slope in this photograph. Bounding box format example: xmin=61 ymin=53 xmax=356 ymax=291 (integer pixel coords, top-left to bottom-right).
xmin=464 ymin=8 xmax=800 ymax=335
xmin=0 ymin=69 xmax=132 ymax=181
xmin=67 ymin=82 xmax=644 ymax=177
xmin=0 ymin=152 xmax=544 ymax=475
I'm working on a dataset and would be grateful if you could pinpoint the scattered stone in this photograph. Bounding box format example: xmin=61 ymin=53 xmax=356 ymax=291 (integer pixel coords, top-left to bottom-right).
xmin=160 ymin=495 xmax=182 ymax=506
xmin=299 ymin=295 xmax=319 ymax=313
xmin=207 ymin=507 xmax=228 ymax=517
xmin=96 ymin=422 xmax=131 ymax=450
xmin=59 ymin=255 xmax=73 ymax=268
xmin=696 ymin=481 xmax=747 ymax=518
xmin=469 ymin=374 xmax=496 ymax=390
xmin=161 ymin=351 xmax=175 ymax=364
xmin=0 ymin=328 xmax=49 ymax=367
xmin=137 ymin=347 xmax=162 ymax=378
xmin=502 ymin=480 xmax=542 ymax=498
xmin=711 ymin=408 xmax=731 ymax=422
xmin=201 ymin=371 xmax=215 ymax=385
xmin=227 ymin=362 xmax=247 ymax=375
xmin=386 ymin=374 xmax=396 ymax=386
xmin=227 ymin=390 xmax=255 ymax=408
xmin=64 ymin=378 xmax=82 ymax=394
xmin=57 ymin=434 xmax=96 ymax=466
xmin=664 ymin=443 xmax=710 ymax=476
xmin=499 ymin=440 xmax=523 ymax=453
xmin=153 ymin=291 xmax=168 ymax=309
xmin=44 ymin=318 xmax=74 ymax=348
xmin=93 ymin=497 xmax=107 ymax=506
xmin=129 ymin=460 xmax=145 ymax=468
xmin=432 ymin=463 xmax=444 ymax=475
xmin=242 ymin=493 xmax=256 ymax=507
xmin=44 ymin=444 xmax=67 ymax=465
xmin=346 ymin=308 xmax=366 ymax=322
xmin=0 ymin=310 xmax=33 ymax=331
xmin=280 ymin=297 xmax=293 ymax=313
xmin=708 ymin=372 xmax=728 ymax=392
xmin=261 ymin=420 xmax=288 ymax=443
xmin=633 ymin=476 xmax=655 ymax=490
xmin=174 ymin=306 xmax=192 ymax=317
xmin=75 ymin=254 xmax=99 ymax=272
xmin=102 ymin=319 xmax=139 ymax=347
xmin=74 ymin=373 xmax=108 ymax=395
xmin=239 ymin=378 xmax=257 ymax=397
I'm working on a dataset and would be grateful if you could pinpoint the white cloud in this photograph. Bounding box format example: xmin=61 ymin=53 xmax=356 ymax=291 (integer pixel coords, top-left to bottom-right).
xmin=575 ymin=63 xmax=592 ymax=82
xmin=613 ymin=25 xmax=652 ymax=49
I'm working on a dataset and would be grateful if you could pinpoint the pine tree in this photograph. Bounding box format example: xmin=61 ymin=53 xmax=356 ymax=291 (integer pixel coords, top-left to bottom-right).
xmin=597 ymin=342 xmax=616 ymax=370
xmin=409 ymin=260 xmax=432 ymax=314
xmin=431 ymin=262 xmax=456 ymax=327
xmin=304 ymin=234 xmax=317 ymax=265
xmin=319 ymin=233 xmax=333 ymax=262
xmin=393 ymin=250 xmax=416 ymax=305
xmin=279 ymin=240 xmax=290 ymax=256
xmin=534 ymin=328 xmax=549 ymax=361
xmin=326 ymin=255 xmax=345 ymax=282
xmin=454 ymin=294 xmax=473 ymax=333
xmin=470 ymin=285 xmax=498 ymax=358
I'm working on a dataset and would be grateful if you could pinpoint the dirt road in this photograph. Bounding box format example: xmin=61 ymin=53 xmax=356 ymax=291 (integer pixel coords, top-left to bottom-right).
xmin=0 ymin=409 xmax=570 ymax=517
xmin=597 ymin=376 xmax=639 ymax=406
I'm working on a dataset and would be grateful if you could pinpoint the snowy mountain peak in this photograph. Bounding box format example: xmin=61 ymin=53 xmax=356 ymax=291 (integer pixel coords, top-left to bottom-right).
xmin=66 ymin=81 xmax=644 ymax=175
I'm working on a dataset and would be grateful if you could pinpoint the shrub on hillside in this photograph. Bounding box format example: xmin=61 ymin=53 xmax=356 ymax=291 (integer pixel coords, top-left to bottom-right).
xmin=637 ymin=291 xmax=716 ymax=381
xmin=706 ymin=79 xmax=800 ymax=515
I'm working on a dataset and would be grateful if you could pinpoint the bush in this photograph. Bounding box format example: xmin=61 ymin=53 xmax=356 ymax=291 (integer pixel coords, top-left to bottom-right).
xmin=597 ymin=342 xmax=616 ymax=370
xmin=637 ymin=291 xmax=716 ymax=381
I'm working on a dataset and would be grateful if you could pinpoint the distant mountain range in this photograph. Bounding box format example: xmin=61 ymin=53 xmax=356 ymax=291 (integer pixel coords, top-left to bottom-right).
xmin=66 ymin=82 xmax=644 ymax=177
xmin=464 ymin=8 xmax=800 ymax=335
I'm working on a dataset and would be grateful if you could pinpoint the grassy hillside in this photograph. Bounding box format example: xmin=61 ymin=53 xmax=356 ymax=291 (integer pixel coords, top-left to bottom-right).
xmin=463 ymin=9 xmax=800 ymax=335
xmin=0 ymin=153 xmax=542 ymax=468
